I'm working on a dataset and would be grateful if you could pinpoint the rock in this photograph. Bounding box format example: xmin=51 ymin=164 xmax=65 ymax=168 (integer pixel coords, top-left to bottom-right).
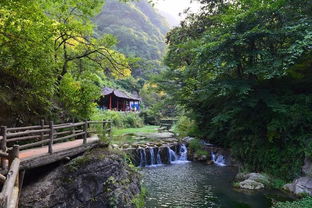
xmin=198 ymin=155 xmax=208 ymax=161
xmin=239 ymin=179 xmax=265 ymax=190
xmin=283 ymin=176 xmax=312 ymax=196
xmin=303 ymin=157 xmax=312 ymax=177
xmin=183 ymin=137 xmax=195 ymax=143
xmin=235 ymin=172 xmax=269 ymax=190
xmin=245 ymin=173 xmax=270 ymax=185
xmin=111 ymin=144 xmax=119 ymax=149
xmin=206 ymin=160 xmax=214 ymax=165
xmin=20 ymin=148 xmax=141 ymax=208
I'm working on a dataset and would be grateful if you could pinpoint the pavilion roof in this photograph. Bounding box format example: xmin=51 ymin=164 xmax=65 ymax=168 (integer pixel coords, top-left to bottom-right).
xmin=102 ymin=87 xmax=141 ymax=101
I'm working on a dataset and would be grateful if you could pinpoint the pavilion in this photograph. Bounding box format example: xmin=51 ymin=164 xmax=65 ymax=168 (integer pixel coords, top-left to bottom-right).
xmin=98 ymin=87 xmax=141 ymax=111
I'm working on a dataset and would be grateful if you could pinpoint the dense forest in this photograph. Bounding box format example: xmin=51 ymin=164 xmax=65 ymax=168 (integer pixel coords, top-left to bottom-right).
xmin=160 ymin=0 xmax=312 ymax=180
xmin=0 ymin=0 xmax=170 ymax=126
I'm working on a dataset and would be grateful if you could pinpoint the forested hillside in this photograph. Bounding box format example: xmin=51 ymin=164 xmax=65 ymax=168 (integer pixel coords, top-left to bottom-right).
xmin=160 ymin=0 xmax=312 ymax=180
xmin=0 ymin=0 xmax=131 ymax=126
xmin=95 ymin=0 xmax=169 ymax=78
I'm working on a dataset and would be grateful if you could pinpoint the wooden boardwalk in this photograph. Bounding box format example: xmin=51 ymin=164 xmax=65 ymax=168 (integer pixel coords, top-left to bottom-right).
xmin=0 ymin=120 xmax=111 ymax=208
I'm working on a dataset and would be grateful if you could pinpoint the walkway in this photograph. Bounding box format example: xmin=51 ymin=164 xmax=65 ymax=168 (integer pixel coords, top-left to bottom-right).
xmin=19 ymin=135 xmax=99 ymax=160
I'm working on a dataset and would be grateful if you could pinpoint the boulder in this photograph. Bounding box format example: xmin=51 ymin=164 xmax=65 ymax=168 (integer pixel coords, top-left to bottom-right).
xmin=245 ymin=173 xmax=270 ymax=185
xmin=198 ymin=155 xmax=208 ymax=161
xmin=239 ymin=179 xmax=265 ymax=190
xmin=283 ymin=177 xmax=312 ymax=196
xmin=20 ymin=148 xmax=141 ymax=208
xmin=235 ymin=172 xmax=269 ymax=190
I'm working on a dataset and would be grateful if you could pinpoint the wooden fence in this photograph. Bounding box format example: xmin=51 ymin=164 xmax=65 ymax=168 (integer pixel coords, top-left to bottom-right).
xmin=0 ymin=120 xmax=111 ymax=208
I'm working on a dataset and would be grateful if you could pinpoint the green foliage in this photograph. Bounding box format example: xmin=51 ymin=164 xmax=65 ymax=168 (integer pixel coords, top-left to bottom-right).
xmin=272 ymin=197 xmax=312 ymax=208
xmin=173 ymin=115 xmax=197 ymax=138
xmin=270 ymin=178 xmax=287 ymax=189
xmin=189 ymin=138 xmax=208 ymax=156
xmin=131 ymin=186 xmax=147 ymax=208
xmin=0 ymin=0 xmax=131 ymax=126
xmin=91 ymin=109 xmax=144 ymax=128
xmin=161 ymin=0 xmax=312 ymax=180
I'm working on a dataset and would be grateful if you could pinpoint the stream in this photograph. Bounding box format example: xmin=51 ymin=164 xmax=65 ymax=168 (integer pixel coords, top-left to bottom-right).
xmin=141 ymin=162 xmax=283 ymax=208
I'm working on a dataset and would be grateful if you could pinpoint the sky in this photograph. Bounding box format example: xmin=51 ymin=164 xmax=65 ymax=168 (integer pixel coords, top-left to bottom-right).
xmin=154 ymin=0 xmax=201 ymax=21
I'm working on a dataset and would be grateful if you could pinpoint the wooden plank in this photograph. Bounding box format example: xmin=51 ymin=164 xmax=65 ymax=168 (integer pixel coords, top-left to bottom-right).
xmin=7 ymin=134 xmax=48 ymax=143
xmin=19 ymin=139 xmax=50 ymax=150
xmin=20 ymin=142 xmax=98 ymax=170
xmin=8 ymin=186 xmax=18 ymax=208
xmin=7 ymin=129 xmax=50 ymax=138
xmin=0 ymin=151 xmax=9 ymax=158
xmin=7 ymin=125 xmax=42 ymax=131
xmin=2 ymin=158 xmax=20 ymax=207
xmin=54 ymin=130 xmax=82 ymax=136
xmin=53 ymin=122 xmax=84 ymax=130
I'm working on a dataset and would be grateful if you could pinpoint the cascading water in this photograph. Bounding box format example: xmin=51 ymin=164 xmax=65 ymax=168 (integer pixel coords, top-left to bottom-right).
xmin=139 ymin=144 xmax=189 ymax=167
xmin=149 ymin=148 xmax=155 ymax=166
xmin=140 ymin=147 xmax=163 ymax=167
xmin=168 ymin=144 xmax=189 ymax=164
xmin=211 ymin=152 xmax=226 ymax=166
xmin=139 ymin=148 xmax=147 ymax=167
xmin=179 ymin=144 xmax=188 ymax=161
xmin=168 ymin=147 xmax=177 ymax=162
xmin=156 ymin=150 xmax=162 ymax=164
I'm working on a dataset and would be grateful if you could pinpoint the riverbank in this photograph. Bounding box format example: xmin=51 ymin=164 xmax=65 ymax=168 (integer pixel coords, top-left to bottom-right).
xmin=20 ymin=147 xmax=142 ymax=208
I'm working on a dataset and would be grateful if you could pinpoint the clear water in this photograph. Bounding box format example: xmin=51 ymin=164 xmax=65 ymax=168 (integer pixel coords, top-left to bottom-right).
xmin=141 ymin=162 xmax=277 ymax=208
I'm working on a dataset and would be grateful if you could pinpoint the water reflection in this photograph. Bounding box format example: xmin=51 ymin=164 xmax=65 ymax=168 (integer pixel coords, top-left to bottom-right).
xmin=141 ymin=162 xmax=272 ymax=208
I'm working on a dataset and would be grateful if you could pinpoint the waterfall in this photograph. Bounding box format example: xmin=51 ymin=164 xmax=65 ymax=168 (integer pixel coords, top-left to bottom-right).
xmin=156 ymin=149 xmax=162 ymax=165
xmin=140 ymin=147 xmax=163 ymax=167
xmin=211 ymin=152 xmax=226 ymax=166
xmin=150 ymin=148 xmax=155 ymax=165
xmin=139 ymin=149 xmax=147 ymax=167
xmin=179 ymin=144 xmax=188 ymax=161
xmin=168 ymin=147 xmax=177 ymax=162
xmin=168 ymin=144 xmax=189 ymax=164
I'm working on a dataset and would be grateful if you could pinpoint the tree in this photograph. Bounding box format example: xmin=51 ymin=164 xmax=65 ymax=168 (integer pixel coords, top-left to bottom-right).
xmin=0 ymin=0 xmax=131 ymax=125
xmin=161 ymin=0 xmax=312 ymax=179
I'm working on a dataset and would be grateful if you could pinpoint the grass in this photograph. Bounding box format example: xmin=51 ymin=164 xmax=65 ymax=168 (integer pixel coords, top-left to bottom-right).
xmin=112 ymin=125 xmax=158 ymax=136
xmin=111 ymin=125 xmax=159 ymax=146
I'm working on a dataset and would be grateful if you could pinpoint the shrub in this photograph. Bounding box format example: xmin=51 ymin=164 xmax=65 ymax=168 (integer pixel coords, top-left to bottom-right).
xmin=173 ymin=116 xmax=198 ymax=138
xmin=272 ymin=197 xmax=312 ymax=208
xmin=91 ymin=109 xmax=144 ymax=128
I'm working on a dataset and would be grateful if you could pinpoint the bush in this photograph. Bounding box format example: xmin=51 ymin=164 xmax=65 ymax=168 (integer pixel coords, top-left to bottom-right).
xmin=272 ymin=197 xmax=312 ymax=208
xmin=91 ymin=109 xmax=144 ymax=128
xmin=173 ymin=116 xmax=198 ymax=138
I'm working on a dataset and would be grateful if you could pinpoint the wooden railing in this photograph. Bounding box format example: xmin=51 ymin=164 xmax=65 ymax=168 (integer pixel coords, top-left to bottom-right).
xmin=0 ymin=120 xmax=112 ymax=208
xmin=0 ymin=145 xmax=20 ymax=208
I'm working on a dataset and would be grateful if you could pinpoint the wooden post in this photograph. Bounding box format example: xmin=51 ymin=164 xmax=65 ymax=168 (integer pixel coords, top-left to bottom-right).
xmin=48 ymin=121 xmax=54 ymax=154
xmin=18 ymin=169 xmax=26 ymax=201
xmin=109 ymin=121 xmax=112 ymax=141
xmin=9 ymin=145 xmax=19 ymax=167
xmin=1 ymin=126 xmax=7 ymax=169
xmin=109 ymin=94 xmax=112 ymax=110
xmin=40 ymin=120 xmax=44 ymax=147
xmin=83 ymin=121 xmax=88 ymax=144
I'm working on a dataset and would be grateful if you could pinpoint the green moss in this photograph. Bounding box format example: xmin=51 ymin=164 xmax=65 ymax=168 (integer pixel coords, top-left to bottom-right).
xmin=66 ymin=155 xmax=91 ymax=172
xmin=132 ymin=187 xmax=147 ymax=208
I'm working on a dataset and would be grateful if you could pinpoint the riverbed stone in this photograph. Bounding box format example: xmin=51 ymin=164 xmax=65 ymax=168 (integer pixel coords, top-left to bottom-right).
xmin=283 ymin=176 xmax=312 ymax=196
xmin=20 ymin=148 xmax=141 ymax=208
xmin=239 ymin=179 xmax=265 ymax=190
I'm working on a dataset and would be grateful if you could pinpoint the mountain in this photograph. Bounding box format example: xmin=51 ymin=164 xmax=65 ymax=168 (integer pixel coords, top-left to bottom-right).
xmin=158 ymin=10 xmax=180 ymax=28
xmin=95 ymin=0 xmax=170 ymax=61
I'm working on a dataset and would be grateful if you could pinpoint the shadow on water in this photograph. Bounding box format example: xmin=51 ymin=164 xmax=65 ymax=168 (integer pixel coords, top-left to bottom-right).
xmin=141 ymin=162 xmax=288 ymax=208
